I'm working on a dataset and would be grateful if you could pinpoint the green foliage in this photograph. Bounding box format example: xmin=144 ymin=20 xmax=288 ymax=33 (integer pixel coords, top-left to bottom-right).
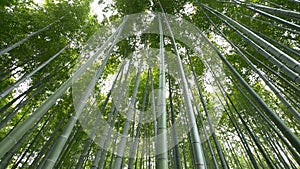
xmin=0 ymin=0 xmax=299 ymax=168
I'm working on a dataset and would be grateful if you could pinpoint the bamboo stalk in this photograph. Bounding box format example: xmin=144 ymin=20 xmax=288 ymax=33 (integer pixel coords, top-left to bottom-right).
xmin=248 ymin=2 xmax=300 ymax=19
xmin=203 ymin=4 xmax=300 ymax=75
xmin=113 ymin=50 xmax=145 ymax=169
xmin=202 ymin=10 xmax=300 ymax=123
xmin=0 ymin=16 xmax=64 ymax=56
xmin=155 ymin=13 xmax=168 ymax=169
xmin=158 ymin=2 xmax=207 ymax=167
xmin=0 ymin=17 xmax=128 ymax=159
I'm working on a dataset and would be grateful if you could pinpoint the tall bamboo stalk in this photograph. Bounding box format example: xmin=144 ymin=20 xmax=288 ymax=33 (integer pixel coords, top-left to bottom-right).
xmin=0 ymin=26 xmax=84 ymax=100
xmin=128 ymin=69 xmax=150 ymax=169
xmin=0 ymin=16 xmax=64 ymax=56
xmin=193 ymin=11 xmax=300 ymax=159
xmin=202 ymin=10 xmax=300 ymax=123
xmin=247 ymin=2 xmax=300 ymax=19
xmin=0 ymin=16 xmax=128 ymax=159
xmin=167 ymin=66 xmax=182 ymax=169
xmin=203 ymin=4 xmax=300 ymax=75
xmin=113 ymin=50 xmax=145 ymax=169
xmin=155 ymin=13 xmax=168 ymax=169
xmin=159 ymin=10 xmax=207 ymax=169
xmin=41 ymin=40 xmax=126 ymax=168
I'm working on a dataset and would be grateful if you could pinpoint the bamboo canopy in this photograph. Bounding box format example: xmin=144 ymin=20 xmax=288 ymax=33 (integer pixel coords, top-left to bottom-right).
xmin=0 ymin=0 xmax=299 ymax=168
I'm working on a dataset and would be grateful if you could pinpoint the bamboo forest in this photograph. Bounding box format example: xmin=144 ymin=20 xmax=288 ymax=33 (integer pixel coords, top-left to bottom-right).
xmin=1 ymin=0 xmax=300 ymax=168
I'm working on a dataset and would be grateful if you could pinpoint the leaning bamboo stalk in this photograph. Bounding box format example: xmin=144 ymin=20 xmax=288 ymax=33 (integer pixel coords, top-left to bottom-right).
xmin=232 ymin=15 xmax=300 ymax=57
xmin=0 ymin=107 xmax=56 ymax=168
xmin=222 ymin=57 xmax=300 ymax=166
xmin=241 ymin=48 xmax=300 ymax=96
xmin=187 ymin=52 xmax=228 ymax=169
xmin=264 ymin=0 xmax=289 ymax=9
xmin=232 ymin=90 xmax=281 ymax=168
xmin=189 ymin=87 xmax=220 ymax=169
xmin=224 ymin=103 xmax=260 ymax=168
xmin=0 ymin=16 xmax=64 ymax=56
xmin=128 ymin=69 xmax=150 ymax=169
xmin=0 ymin=32 xmax=77 ymax=100
xmin=41 ymin=69 xmax=115 ymax=168
xmin=149 ymin=68 xmax=157 ymax=145
xmin=242 ymin=14 xmax=300 ymax=35
xmin=203 ymin=4 xmax=300 ymax=75
xmin=165 ymin=17 xmax=206 ymax=169
xmin=183 ymin=60 xmax=220 ymax=168
xmin=0 ymin=36 xmax=52 ymax=74
xmin=247 ymin=6 xmax=300 ymax=31
xmin=0 ymin=23 xmax=85 ymax=100
xmin=180 ymin=136 xmax=188 ymax=169
xmin=96 ymin=60 xmax=133 ymax=169
xmin=227 ymin=95 xmax=276 ymax=169
xmin=288 ymin=0 xmax=300 ymax=3
xmin=193 ymin=14 xmax=300 ymax=157
xmin=199 ymin=45 xmax=260 ymax=168
xmin=41 ymin=36 xmax=125 ymax=168
xmin=11 ymin=113 xmax=53 ymax=168
xmin=51 ymin=127 xmax=80 ymax=168
xmin=268 ymin=132 xmax=299 ymax=168
xmin=259 ymin=120 xmax=291 ymax=168
xmin=74 ymin=96 xmax=112 ymax=169
xmin=266 ymin=77 xmax=300 ymax=110
xmin=253 ymin=31 xmax=300 ymax=59
xmin=159 ymin=11 xmax=207 ymax=169
xmin=0 ymin=56 xmax=77 ymax=129
xmin=203 ymin=10 xmax=300 ymax=123
xmin=108 ymin=129 xmax=119 ymax=169
xmin=241 ymin=24 xmax=300 ymax=59
xmin=208 ymin=10 xmax=300 ymax=83
xmin=229 ymin=76 xmax=300 ymax=165
xmin=93 ymin=58 xmax=133 ymax=169
xmin=75 ymin=63 xmax=125 ymax=169
xmin=0 ymin=17 xmax=128 ymax=159
xmin=247 ymin=2 xmax=300 ymax=19
xmin=113 ymin=50 xmax=144 ymax=169
xmin=233 ymin=0 xmax=300 ymax=23
xmin=224 ymin=138 xmax=243 ymax=168
xmin=167 ymin=68 xmax=182 ymax=169
xmin=29 ymin=108 xmax=74 ymax=168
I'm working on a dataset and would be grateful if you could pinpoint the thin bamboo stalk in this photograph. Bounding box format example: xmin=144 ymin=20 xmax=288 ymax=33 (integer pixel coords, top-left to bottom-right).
xmin=29 ymin=108 xmax=74 ymax=168
xmin=158 ymin=2 xmax=206 ymax=167
xmin=198 ymin=19 xmax=300 ymax=164
xmin=113 ymin=49 xmax=144 ymax=169
xmin=227 ymin=95 xmax=276 ymax=169
xmin=247 ymin=26 xmax=300 ymax=59
xmin=0 ymin=56 xmax=76 ymax=128
xmin=247 ymin=2 xmax=300 ymax=19
xmin=203 ymin=4 xmax=300 ymax=75
xmin=0 ymin=17 xmax=128 ymax=159
xmin=167 ymin=69 xmax=182 ymax=169
xmin=0 ymin=16 xmax=64 ymax=56
xmin=11 ymin=112 xmax=53 ymax=168
xmin=75 ymin=63 xmax=125 ymax=169
xmin=187 ymin=51 xmax=228 ymax=169
xmin=242 ymin=14 xmax=300 ymax=35
xmin=199 ymin=50 xmax=260 ymax=168
xmin=155 ymin=14 xmax=168 ymax=169
xmin=41 ymin=52 xmax=124 ymax=168
xmin=96 ymin=58 xmax=133 ymax=169
xmin=0 ymin=26 xmax=84 ymax=100
xmin=203 ymin=10 xmax=300 ymax=123
xmin=128 ymin=69 xmax=150 ymax=168
xmin=241 ymin=49 xmax=300 ymax=97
